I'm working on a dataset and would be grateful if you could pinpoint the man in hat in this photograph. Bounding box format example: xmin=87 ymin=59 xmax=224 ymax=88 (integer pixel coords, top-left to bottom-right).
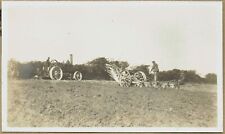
xmin=150 ymin=61 xmax=159 ymax=82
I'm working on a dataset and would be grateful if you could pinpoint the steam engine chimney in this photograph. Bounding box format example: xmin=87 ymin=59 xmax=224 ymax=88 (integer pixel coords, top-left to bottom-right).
xmin=70 ymin=54 xmax=73 ymax=65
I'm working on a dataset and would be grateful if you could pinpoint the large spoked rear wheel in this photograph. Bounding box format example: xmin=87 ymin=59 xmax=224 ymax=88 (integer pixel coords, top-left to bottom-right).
xmin=49 ymin=66 xmax=63 ymax=80
xmin=73 ymin=71 xmax=82 ymax=81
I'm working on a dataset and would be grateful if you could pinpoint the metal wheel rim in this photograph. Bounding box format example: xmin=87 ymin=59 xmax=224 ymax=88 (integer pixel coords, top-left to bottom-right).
xmin=134 ymin=71 xmax=147 ymax=82
xmin=49 ymin=66 xmax=63 ymax=80
xmin=73 ymin=71 xmax=82 ymax=81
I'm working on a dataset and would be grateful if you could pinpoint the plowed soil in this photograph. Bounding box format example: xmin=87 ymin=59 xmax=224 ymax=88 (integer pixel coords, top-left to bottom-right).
xmin=8 ymin=80 xmax=217 ymax=127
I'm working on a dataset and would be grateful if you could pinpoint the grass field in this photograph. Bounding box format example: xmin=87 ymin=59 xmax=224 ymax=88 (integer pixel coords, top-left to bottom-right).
xmin=8 ymin=79 xmax=217 ymax=127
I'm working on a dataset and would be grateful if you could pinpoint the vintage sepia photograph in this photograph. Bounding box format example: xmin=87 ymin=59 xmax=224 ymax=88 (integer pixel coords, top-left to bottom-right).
xmin=1 ymin=1 xmax=223 ymax=132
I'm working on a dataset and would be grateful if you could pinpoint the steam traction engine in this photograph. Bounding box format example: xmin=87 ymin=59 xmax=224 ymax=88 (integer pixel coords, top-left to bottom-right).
xmin=40 ymin=54 xmax=82 ymax=80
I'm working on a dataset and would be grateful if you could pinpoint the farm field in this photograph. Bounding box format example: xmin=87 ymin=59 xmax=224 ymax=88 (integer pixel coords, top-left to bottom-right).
xmin=8 ymin=79 xmax=217 ymax=127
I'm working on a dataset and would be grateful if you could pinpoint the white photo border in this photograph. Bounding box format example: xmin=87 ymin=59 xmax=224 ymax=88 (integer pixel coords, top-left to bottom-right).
xmin=1 ymin=1 xmax=223 ymax=132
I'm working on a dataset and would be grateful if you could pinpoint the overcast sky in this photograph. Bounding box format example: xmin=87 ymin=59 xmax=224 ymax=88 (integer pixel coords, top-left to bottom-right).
xmin=3 ymin=1 xmax=222 ymax=76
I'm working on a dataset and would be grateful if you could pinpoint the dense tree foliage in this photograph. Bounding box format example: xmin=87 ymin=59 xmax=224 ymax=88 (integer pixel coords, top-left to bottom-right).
xmin=204 ymin=73 xmax=217 ymax=84
xmin=8 ymin=57 xmax=217 ymax=84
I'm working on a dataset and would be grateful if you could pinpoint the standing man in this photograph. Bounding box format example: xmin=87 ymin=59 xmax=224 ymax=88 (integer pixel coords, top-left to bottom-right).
xmin=44 ymin=57 xmax=51 ymax=71
xmin=150 ymin=61 xmax=159 ymax=82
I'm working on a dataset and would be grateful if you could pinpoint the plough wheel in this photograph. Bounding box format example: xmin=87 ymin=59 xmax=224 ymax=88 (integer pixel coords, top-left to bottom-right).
xmin=134 ymin=71 xmax=147 ymax=82
xmin=49 ymin=66 xmax=63 ymax=80
xmin=120 ymin=70 xmax=132 ymax=87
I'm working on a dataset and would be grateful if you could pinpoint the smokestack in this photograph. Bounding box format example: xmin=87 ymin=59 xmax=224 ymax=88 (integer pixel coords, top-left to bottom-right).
xmin=70 ymin=54 xmax=73 ymax=65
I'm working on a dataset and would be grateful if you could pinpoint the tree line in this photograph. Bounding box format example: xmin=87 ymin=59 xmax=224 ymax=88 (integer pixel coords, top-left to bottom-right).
xmin=8 ymin=57 xmax=217 ymax=84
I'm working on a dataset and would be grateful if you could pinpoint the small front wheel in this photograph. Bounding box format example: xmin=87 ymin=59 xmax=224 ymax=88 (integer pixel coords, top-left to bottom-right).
xmin=73 ymin=71 xmax=82 ymax=81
